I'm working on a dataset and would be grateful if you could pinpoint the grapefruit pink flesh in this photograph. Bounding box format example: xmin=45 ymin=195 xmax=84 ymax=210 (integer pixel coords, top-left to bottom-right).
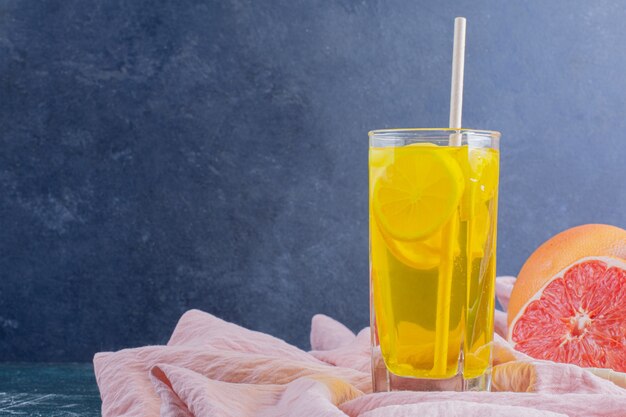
xmin=507 ymin=224 xmax=626 ymax=329
xmin=509 ymin=257 xmax=626 ymax=371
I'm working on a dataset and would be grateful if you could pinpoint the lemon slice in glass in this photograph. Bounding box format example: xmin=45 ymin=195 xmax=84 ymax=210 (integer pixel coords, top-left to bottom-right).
xmin=379 ymin=224 xmax=442 ymax=269
xmin=373 ymin=147 xmax=465 ymax=242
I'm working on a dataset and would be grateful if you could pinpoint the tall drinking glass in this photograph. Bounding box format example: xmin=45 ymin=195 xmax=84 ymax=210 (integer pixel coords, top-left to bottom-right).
xmin=369 ymin=129 xmax=501 ymax=392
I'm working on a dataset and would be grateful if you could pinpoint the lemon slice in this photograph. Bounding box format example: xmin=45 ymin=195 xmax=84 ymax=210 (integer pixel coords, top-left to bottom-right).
xmin=405 ymin=142 xmax=438 ymax=148
xmin=375 ymin=215 xmax=463 ymax=270
xmin=381 ymin=225 xmax=442 ymax=269
xmin=373 ymin=147 xmax=465 ymax=241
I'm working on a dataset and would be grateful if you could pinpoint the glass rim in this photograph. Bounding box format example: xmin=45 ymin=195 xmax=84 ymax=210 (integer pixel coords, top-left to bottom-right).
xmin=368 ymin=128 xmax=501 ymax=138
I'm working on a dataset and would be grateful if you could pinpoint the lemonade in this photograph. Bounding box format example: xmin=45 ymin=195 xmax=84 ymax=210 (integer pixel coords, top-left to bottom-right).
xmin=369 ymin=139 xmax=499 ymax=381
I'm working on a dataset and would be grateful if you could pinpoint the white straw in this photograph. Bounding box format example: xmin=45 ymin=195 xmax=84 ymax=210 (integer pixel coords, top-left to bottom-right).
xmin=433 ymin=16 xmax=467 ymax=376
xmin=448 ymin=17 xmax=466 ymax=145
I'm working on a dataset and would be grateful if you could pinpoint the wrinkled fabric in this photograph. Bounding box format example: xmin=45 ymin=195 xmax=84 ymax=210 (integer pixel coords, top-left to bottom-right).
xmin=494 ymin=275 xmax=516 ymax=338
xmin=94 ymin=278 xmax=626 ymax=417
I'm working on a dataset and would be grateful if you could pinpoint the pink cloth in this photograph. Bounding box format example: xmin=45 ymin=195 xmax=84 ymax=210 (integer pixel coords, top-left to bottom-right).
xmin=94 ymin=278 xmax=626 ymax=416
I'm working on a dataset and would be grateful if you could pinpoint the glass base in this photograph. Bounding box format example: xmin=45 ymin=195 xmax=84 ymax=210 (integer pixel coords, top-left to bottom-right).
xmin=371 ymin=347 xmax=491 ymax=392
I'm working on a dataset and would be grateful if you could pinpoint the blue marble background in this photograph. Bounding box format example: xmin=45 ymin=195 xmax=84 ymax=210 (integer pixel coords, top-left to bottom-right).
xmin=1 ymin=0 xmax=624 ymax=361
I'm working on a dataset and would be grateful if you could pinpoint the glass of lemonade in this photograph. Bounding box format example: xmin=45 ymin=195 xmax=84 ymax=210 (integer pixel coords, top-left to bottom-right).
xmin=369 ymin=128 xmax=500 ymax=392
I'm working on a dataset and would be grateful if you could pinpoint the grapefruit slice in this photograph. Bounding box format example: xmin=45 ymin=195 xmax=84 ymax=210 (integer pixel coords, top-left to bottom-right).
xmin=508 ymin=224 xmax=626 ymax=371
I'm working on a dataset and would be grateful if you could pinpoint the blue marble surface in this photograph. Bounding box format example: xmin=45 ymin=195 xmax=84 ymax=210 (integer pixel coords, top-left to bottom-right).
xmin=0 ymin=363 xmax=100 ymax=416
xmin=0 ymin=0 xmax=625 ymax=361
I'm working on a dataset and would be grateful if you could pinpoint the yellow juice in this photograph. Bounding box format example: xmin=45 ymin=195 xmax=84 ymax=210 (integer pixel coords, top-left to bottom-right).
xmin=369 ymin=144 xmax=499 ymax=379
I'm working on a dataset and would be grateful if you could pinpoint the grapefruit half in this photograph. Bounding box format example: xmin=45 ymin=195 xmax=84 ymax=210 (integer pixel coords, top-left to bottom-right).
xmin=507 ymin=224 xmax=626 ymax=371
